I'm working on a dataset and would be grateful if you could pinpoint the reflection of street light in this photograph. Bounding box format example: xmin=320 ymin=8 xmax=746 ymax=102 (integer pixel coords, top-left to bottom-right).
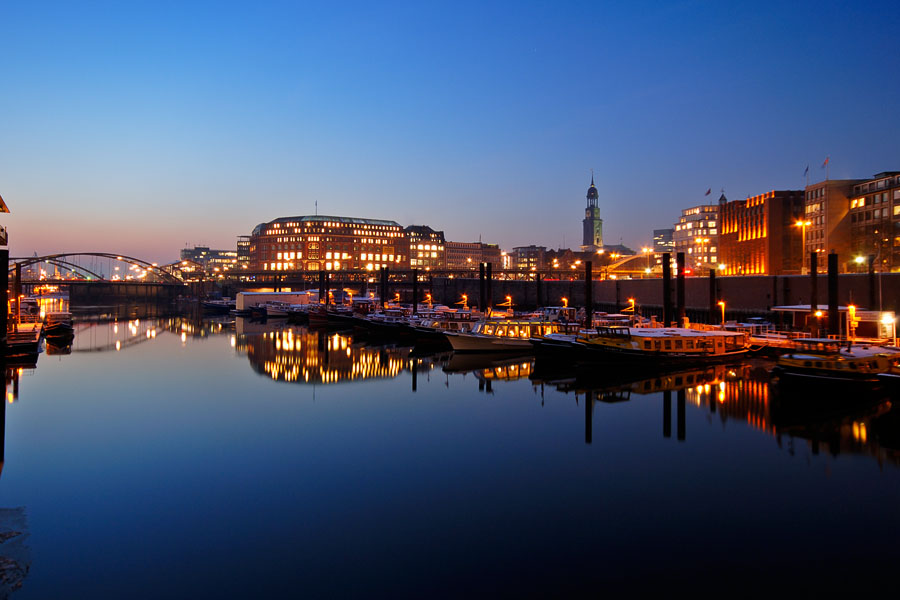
xmin=561 ymin=297 xmax=568 ymax=308
xmin=717 ymin=300 xmax=725 ymax=327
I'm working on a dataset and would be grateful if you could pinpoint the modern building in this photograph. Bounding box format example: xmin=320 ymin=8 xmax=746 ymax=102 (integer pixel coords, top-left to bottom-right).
xmin=718 ymin=190 xmax=805 ymax=275
xmin=848 ymin=171 xmax=900 ymax=272
xmin=512 ymin=245 xmax=546 ymax=271
xmin=237 ymin=235 xmax=251 ymax=269
xmin=581 ymin=175 xmax=603 ymax=252
xmin=673 ymin=201 xmax=720 ymax=270
xmin=653 ymin=228 xmax=675 ymax=254
xmin=405 ymin=225 xmax=445 ymax=269
xmin=445 ymin=241 xmax=501 ymax=270
xmin=802 ymin=179 xmax=862 ymax=271
xmin=180 ymin=246 xmax=240 ymax=272
xmin=249 ymin=215 xmax=408 ymax=272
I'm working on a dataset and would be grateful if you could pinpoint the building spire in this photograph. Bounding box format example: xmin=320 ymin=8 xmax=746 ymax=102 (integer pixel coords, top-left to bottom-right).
xmin=591 ymin=168 xmax=594 ymax=186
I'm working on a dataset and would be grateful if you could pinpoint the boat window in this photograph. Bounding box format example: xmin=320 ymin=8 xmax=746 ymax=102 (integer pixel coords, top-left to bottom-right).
xmin=496 ymin=326 xmax=506 ymax=336
xmin=664 ymin=340 xmax=672 ymax=350
xmin=870 ymin=361 xmax=878 ymax=368
xmin=507 ymin=326 xmax=518 ymax=337
xmin=815 ymin=362 xmax=823 ymax=368
xmin=644 ymin=341 xmax=652 ymax=350
xmin=803 ymin=361 xmax=812 ymax=367
xmin=849 ymin=363 xmax=857 ymax=369
xmin=654 ymin=341 xmax=662 ymax=351
xmin=483 ymin=325 xmax=494 ymax=335
xmin=521 ymin=326 xmax=530 ymax=338
xmin=675 ymin=339 xmax=683 ymax=350
xmin=685 ymin=340 xmax=693 ymax=349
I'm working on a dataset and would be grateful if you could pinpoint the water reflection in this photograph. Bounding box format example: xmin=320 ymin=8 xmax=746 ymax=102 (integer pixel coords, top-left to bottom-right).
xmin=24 ymin=311 xmax=900 ymax=470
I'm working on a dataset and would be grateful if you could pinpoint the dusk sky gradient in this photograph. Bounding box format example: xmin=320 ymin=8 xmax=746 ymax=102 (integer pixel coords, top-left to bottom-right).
xmin=2 ymin=0 xmax=899 ymax=263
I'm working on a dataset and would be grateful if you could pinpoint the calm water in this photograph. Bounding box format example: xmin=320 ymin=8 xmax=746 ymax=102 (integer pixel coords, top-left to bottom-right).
xmin=1 ymin=311 xmax=899 ymax=597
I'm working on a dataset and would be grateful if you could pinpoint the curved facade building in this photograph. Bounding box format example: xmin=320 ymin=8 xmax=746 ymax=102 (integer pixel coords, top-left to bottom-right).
xmin=249 ymin=215 xmax=408 ymax=272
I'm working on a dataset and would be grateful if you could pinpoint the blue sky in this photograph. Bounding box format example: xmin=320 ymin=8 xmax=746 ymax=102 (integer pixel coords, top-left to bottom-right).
xmin=1 ymin=0 xmax=899 ymax=262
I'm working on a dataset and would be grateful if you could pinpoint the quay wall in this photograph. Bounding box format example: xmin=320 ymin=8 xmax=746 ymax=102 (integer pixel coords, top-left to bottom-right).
xmin=432 ymin=273 xmax=900 ymax=316
xmin=67 ymin=281 xmax=185 ymax=305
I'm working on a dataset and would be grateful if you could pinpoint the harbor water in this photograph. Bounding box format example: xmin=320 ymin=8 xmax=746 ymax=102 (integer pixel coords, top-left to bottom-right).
xmin=1 ymin=310 xmax=899 ymax=597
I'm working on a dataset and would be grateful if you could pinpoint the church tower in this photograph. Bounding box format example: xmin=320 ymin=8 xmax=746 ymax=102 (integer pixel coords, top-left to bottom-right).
xmin=581 ymin=174 xmax=603 ymax=251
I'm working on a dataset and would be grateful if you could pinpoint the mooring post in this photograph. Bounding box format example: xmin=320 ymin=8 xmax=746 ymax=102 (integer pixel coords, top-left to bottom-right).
xmin=486 ymin=262 xmax=493 ymax=313
xmin=584 ymin=261 xmax=593 ymax=326
xmin=810 ymin=251 xmax=818 ymax=332
xmin=828 ymin=252 xmax=839 ymax=336
xmin=535 ymin=271 xmax=542 ymax=309
xmin=868 ymin=254 xmax=876 ymax=309
xmin=662 ymin=252 xmax=672 ymax=326
xmin=676 ymin=252 xmax=686 ymax=325
xmin=411 ymin=268 xmax=418 ymax=314
xmin=479 ymin=263 xmax=486 ymax=311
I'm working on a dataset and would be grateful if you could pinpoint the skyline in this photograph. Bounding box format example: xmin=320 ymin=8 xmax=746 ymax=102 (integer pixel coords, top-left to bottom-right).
xmin=2 ymin=0 xmax=900 ymax=263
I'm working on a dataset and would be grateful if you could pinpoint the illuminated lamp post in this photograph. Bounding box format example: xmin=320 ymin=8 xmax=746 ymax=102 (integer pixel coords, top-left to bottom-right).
xmin=642 ymin=247 xmax=651 ymax=277
xmin=717 ymin=300 xmax=726 ymax=328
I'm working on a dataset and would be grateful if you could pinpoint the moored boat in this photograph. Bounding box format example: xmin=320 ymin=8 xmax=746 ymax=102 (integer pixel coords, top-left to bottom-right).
xmin=773 ymin=339 xmax=900 ymax=395
xmin=568 ymin=325 xmax=751 ymax=369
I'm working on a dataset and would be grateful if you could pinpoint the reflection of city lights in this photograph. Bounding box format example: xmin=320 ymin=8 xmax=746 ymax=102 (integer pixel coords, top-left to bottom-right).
xmin=115 ymin=340 xmax=121 ymax=351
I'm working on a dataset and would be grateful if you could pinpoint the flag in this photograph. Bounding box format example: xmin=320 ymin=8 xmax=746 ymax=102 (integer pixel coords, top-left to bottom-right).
xmin=803 ymin=165 xmax=809 ymax=177
xmin=0 ymin=193 xmax=8 ymax=213
xmin=822 ymin=157 xmax=829 ymax=168
xmin=704 ymin=188 xmax=711 ymax=196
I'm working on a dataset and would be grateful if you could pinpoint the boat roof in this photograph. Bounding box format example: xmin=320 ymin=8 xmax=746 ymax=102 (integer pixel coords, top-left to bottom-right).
xmin=625 ymin=327 xmax=745 ymax=338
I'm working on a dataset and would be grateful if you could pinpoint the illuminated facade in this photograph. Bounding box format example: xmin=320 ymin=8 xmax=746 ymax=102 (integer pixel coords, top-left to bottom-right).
xmin=673 ymin=203 xmax=719 ymax=270
xmin=581 ymin=175 xmax=604 ymax=251
xmin=848 ymin=171 xmax=900 ymax=272
xmin=249 ymin=215 xmax=408 ymax=272
xmin=405 ymin=225 xmax=445 ymax=269
xmin=718 ymin=190 xmax=804 ymax=275
xmin=180 ymin=246 xmax=239 ymax=272
xmin=512 ymin=245 xmax=546 ymax=270
xmin=445 ymin=242 xmax=502 ymax=269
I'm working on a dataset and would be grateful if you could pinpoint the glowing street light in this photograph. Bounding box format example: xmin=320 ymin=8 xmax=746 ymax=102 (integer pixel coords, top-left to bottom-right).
xmin=717 ymin=300 xmax=726 ymax=327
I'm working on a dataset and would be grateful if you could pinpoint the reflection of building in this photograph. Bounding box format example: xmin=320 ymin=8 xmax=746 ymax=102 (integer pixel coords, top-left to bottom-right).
xmin=249 ymin=215 xmax=408 ymax=272
xmin=239 ymin=328 xmax=411 ymax=384
xmin=581 ymin=175 xmax=603 ymax=251
xmin=673 ymin=202 xmax=719 ymax=270
xmin=445 ymin=242 xmax=502 ymax=269
xmin=405 ymin=225 xmax=445 ymax=269
xmin=718 ymin=190 xmax=805 ymax=275
xmin=180 ymin=246 xmax=240 ymax=272
xmin=848 ymin=172 xmax=900 ymax=272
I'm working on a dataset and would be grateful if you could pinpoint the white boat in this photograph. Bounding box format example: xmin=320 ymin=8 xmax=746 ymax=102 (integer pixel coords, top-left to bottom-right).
xmin=445 ymin=318 xmax=581 ymax=353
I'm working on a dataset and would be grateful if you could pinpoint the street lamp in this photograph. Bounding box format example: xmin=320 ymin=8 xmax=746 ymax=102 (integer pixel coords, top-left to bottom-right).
xmin=855 ymin=255 xmax=866 ymax=273
xmin=717 ymin=300 xmax=726 ymax=328
xmin=642 ymin=247 xmax=652 ymax=277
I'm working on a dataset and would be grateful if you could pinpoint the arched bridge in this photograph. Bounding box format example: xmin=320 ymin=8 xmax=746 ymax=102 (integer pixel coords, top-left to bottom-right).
xmin=10 ymin=253 xmax=193 ymax=284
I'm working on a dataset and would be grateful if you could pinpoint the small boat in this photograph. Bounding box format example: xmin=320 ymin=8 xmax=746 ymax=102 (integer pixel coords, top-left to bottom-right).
xmin=201 ymin=298 xmax=236 ymax=313
xmin=44 ymin=312 xmax=75 ymax=339
xmin=773 ymin=339 xmax=900 ymax=395
xmin=567 ymin=325 xmax=751 ymax=370
xmin=444 ymin=318 xmax=581 ymax=353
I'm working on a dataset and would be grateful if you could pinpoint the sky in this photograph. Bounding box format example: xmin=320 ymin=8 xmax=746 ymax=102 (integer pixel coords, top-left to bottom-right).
xmin=2 ymin=0 xmax=899 ymax=263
